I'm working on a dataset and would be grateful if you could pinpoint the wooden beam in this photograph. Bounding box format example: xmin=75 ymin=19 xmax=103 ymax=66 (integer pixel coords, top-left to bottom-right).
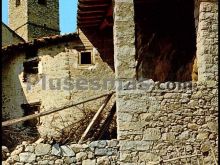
xmin=78 ymin=10 xmax=106 ymax=15
xmin=78 ymin=93 xmax=113 ymax=144
xmin=78 ymin=19 xmax=103 ymax=23
xmin=79 ymin=4 xmax=109 ymax=9
xmin=77 ymin=15 xmax=103 ymax=20
xmin=79 ymin=0 xmax=110 ymax=3
xmin=2 ymin=91 xmax=115 ymax=127
xmin=78 ymin=24 xmax=100 ymax=28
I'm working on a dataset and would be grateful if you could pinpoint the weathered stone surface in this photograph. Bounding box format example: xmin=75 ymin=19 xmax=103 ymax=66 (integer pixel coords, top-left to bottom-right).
xmin=161 ymin=132 xmax=176 ymax=142
xmin=64 ymin=157 xmax=76 ymax=164
xmin=197 ymin=132 xmax=209 ymax=140
xmin=38 ymin=160 xmax=49 ymax=165
xmin=95 ymin=148 xmax=108 ymax=156
xmin=188 ymin=123 xmax=199 ymax=130
xmin=89 ymin=140 xmax=107 ymax=148
xmin=143 ymin=128 xmax=161 ymax=140
xmin=70 ymin=144 xmax=83 ymax=153
xmin=24 ymin=146 xmax=34 ymax=153
xmin=97 ymin=156 xmax=110 ymax=165
xmin=51 ymin=144 xmax=61 ymax=156
xmin=82 ymin=159 xmax=96 ymax=165
xmin=108 ymin=140 xmax=119 ymax=148
xmin=60 ymin=145 xmax=75 ymax=157
xmin=76 ymin=152 xmax=87 ymax=162
xmin=207 ymin=122 xmax=218 ymax=132
xmin=54 ymin=159 xmax=63 ymax=164
xmin=19 ymin=152 xmax=36 ymax=163
xmin=179 ymin=131 xmax=190 ymax=140
xmin=139 ymin=152 xmax=161 ymax=162
xmin=200 ymin=143 xmax=210 ymax=153
xmin=35 ymin=143 xmax=51 ymax=156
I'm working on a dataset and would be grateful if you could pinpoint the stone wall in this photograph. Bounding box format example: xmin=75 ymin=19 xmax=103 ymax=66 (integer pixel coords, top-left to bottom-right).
xmin=2 ymin=23 xmax=25 ymax=47
xmin=8 ymin=0 xmax=59 ymax=41
xmin=113 ymin=0 xmax=218 ymax=164
xmin=117 ymin=82 xmax=218 ymax=164
xmin=2 ymin=34 xmax=115 ymax=142
xmin=196 ymin=1 xmax=218 ymax=83
xmin=2 ymin=52 xmax=27 ymax=125
xmin=3 ymin=140 xmax=119 ymax=165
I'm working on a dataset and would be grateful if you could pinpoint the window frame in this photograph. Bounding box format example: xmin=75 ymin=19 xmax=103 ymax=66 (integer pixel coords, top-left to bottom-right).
xmin=78 ymin=50 xmax=94 ymax=68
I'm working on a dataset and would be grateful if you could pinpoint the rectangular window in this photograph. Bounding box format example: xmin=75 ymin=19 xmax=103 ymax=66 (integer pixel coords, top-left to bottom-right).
xmin=79 ymin=51 xmax=93 ymax=65
xmin=80 ymin=52 xmax=92 ymax=64
xmin=16 ymin=0 xmax=20 ymax=7
xmin=38 ymin=0 xmax=46 ymax=5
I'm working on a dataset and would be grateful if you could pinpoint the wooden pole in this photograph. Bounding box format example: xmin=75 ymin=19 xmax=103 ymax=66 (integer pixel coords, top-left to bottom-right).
xmin=2 ymin=91 xmax=115 ymax=127
xmin=97 ymin=102 xmax=116 ymax=140
xmin=78 ymin=93 xmax=113 ymax=144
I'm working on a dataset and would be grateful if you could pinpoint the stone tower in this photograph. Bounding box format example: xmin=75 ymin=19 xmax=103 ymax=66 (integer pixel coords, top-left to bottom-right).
xmin=8 ymin=0 xmax=60 ymax=41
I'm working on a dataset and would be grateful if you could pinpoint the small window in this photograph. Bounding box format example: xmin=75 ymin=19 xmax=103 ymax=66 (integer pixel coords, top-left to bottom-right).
xmin=23 ymin=57 xmax=39 ymax=82
xmin=16 ymin=0 xmax=20 ymax=7
xmin=80 ymin=52 xmax=92 ymax=65
xmin=38 ymin=0 xmax=46 ymax=5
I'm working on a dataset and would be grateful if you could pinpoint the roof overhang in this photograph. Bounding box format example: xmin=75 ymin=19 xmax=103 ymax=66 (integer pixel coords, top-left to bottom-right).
xmin=77 ymin=0 xmax=113 ymax=30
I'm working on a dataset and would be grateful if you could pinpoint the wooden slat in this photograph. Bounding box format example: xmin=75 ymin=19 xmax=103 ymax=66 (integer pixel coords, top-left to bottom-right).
xmin=77 ymin=15 xmax=103 ymax=20
xmin=79 ymin=4 xmax=109 ymax=8
xmin=79 ymin=0 xmax=110 ymax=3
xmin=78 ymin=24 xmax=100 ymax=28
xmin=78 ymin=20 xmax=102 ymax=24
xmin=78 ymin=10 xmax=106 ymax=15
xmin=78 ymin=18 xmax=103 ymax=22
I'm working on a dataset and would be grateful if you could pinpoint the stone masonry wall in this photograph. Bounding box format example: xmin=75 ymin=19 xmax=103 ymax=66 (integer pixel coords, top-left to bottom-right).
xmin=8 ymin=0 xmax=59 ymax=41
xmin=196 ymin=1 xmax=218 ymax=83
xmin=2 ymin=35 xmax=115 ymax=141
xmin=113 ymin=0 xmax=218 ymax=164
xmin=3 ymin=140 xmax=119 ymax=165
xmin=20 ymin=39 xmax=115 ymax=140
xmin=2 ymin=23 xmax=24 ymax=47
xmin=2 ymin=53 xmax=27 ymax=127
xmin=8 ymin=0 xmax=28 ymax=41
xmin=117 ymin=82 xmax=218 ymax=164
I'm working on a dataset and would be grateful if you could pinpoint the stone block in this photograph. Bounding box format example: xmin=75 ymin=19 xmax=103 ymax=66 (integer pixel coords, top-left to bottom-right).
xmin=82 ymin=159 xmax=96 ymax=165
xmin=35 ymin=143 xmax=51 ymax=156
xmin=60 ymin=145 xmax=75 ymax=157
xmin=19 ymin=152 xmax=36 ymax=163
xmin=143 ymin=128 xmax=161 ymax=140
xmin=97 ymin=156 xmax=110 ymax=165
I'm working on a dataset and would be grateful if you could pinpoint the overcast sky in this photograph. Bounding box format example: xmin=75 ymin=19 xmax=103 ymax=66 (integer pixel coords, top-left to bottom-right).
xmin=2 ymin=0 xmax=77 ymax=34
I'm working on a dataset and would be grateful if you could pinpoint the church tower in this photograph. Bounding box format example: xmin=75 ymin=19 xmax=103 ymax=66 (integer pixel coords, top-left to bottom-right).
xmin=8 ymin=0 xmax=60 ymax=41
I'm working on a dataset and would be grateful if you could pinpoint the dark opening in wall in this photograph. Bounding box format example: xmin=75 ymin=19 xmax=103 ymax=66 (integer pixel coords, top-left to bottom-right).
xmin=21 ymin=102 xmax=41 ymax=127
xmin=23 ymin=57 xmax=40 ymax=83
xmin=80 ymin=51 xmax=92 ymax=64
xmin=134 ymin=0 xmax=197 ymax=82
xmin=38 ymin=0 xmax=46 ymax=5
xmin=16 ymin=0 xmax=20 ymax=7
